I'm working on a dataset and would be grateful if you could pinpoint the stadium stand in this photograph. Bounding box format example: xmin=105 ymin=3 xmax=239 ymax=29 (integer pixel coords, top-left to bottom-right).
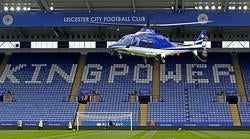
xmin=81 ymin=53 xmax=152 ymax=126
xmin=148 ymin=53 xmax=236 ymax=126
xmin=239 ymin=53 xmax=250 ymax=100
xmin=0 ymin=53 xmax=79 ymax=126
xmin=0 ymin=52 xmax=247 ymax=127
xmin=238 ymin=54 xmax=250 ymax=126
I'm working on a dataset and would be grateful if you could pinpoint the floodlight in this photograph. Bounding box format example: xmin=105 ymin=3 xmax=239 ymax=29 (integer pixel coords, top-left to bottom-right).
xmin=211 ymin=5 xmax=216 ymax=10
xmin=3 ymin=6 xmax=8 ymax=11
xmin=243 ymin=5 xmax=247 ymax=10
xmin=10 ymin=7 xmax=14 ymax=11
xmin=50 ymin=6 xmax=54 ymax=11
xmin=16 ymin=7 xmax=21 ymax=11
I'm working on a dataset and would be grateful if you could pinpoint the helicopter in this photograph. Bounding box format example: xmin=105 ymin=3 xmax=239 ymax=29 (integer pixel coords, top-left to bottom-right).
xmin=104 ymin=19 xmax=211 ymax=63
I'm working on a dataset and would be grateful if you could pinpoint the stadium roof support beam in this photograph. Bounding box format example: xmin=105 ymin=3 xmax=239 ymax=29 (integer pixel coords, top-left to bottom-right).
xmin=85 ymin=0 xmax=91 ymax=13
xmin=223 ymin=0 xmax=228 ymax=12
xmin=0 ymin=0 xmax=3 ymax=13
xmin=175 ymin=0 xmax=178 ymax=11
xmin=52 ymin=27 xmax=60 ymax=38
xmin=36 ymin=0 xmax=49 ymax=12
xmin=52 ymin=27 xmax=68 ymax=38
xmin=181 ymin=0 xmax=184 ymax=11
xmin=132 ymin=0 xmax=136 ymax=13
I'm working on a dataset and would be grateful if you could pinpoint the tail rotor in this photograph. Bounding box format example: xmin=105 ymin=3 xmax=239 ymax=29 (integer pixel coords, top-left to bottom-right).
xmin=202 ymin=36 xmax=208 ymax=57
xmin=193 ymin=30 xmax=208 ymax=62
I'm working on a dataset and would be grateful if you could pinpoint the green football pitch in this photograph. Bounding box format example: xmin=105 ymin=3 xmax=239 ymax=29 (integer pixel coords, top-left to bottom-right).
xmin=1 ymin=130 xmax=250 ymax=139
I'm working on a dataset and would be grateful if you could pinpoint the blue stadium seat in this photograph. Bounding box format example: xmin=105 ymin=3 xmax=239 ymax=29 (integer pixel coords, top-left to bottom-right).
xmin=238 ymin=54 xmax=250 ymax=126
xmin=81 ymin=53 xmax=151 ymax=124
xmin=148 ymin=53 xmax=235 ymax=126
xmin=0 ymin=53 xmax=79 ymax=126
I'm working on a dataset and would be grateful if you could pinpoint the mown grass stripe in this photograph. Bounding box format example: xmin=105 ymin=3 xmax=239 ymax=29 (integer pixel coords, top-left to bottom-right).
xmin=0 ymin=130 xmax=250 ymax=139
xmin=34 ymin=130 xmax=97 ymax=139
xmin=188 ymin=131 xmax=210 ymax=138
xmin=140 ymin=131 xmax=156 ymax=139
xmin=128 ymin=130 xmax=148 ymax=139
xmin=60 ymin=130 xmax=106 ymax=139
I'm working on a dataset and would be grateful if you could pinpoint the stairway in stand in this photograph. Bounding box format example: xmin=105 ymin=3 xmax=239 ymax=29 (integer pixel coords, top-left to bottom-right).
xmin=232 ymin=54 xmax=247 ymax=102
xmin=229 ymin=104 xmax=241 ymax=126
xmin=0 ymin=54 xmax=10 ymax=76
xmin=140 ymin=104 xmax=148 ymax=126
xmin=70 ymin=55 xmax=86 ymax=101
xmin=74 ymin=104 xmax=87 ymax=126
xmin=152 ymin=58 xmax=160 ymax=102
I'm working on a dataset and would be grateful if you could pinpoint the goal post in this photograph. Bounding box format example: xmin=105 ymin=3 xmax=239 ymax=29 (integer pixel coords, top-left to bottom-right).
xmin=76 ymin=112 xmax=133 ymax=131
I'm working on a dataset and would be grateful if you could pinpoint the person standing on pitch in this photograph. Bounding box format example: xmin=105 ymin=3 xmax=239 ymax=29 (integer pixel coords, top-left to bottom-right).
xmin=17 ymin=120 xmax=22 ymax=130
xmin=38 ymin=119 xmax=43 ymax=130
xmin=68 ymin=121 xmax=73 ymax=130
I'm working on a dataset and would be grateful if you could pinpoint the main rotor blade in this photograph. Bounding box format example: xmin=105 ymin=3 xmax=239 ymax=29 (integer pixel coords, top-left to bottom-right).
xmin=87 ymin=20 xmax=213 ymax=27
xmin=151 ymin=21 xmax=213 ymax=27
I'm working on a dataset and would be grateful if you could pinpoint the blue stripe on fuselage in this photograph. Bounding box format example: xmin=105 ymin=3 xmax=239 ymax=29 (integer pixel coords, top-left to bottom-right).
xmin=134 ymin=46 xmax=202 ymax=50
xmin=162 ymin=47 xmax=203 ymax=50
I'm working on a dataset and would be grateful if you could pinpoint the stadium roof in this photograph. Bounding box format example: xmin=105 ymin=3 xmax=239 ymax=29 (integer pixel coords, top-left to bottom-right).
xmin=0 ymin=0 xmax=249 ymax=12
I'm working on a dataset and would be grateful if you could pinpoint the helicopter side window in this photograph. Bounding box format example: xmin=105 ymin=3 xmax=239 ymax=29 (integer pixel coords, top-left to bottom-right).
xmin=140 ymin=39 xmax=153 ymax=48
xmin=118 ymin=36 xmax=132 ymax=44
xmin=118 ymin=37 xmax=126 ymax=43
xmin=118 ymin=36 xmax=140 ymax=47
xmin=131 ymin=37 xmax=139 ymax=46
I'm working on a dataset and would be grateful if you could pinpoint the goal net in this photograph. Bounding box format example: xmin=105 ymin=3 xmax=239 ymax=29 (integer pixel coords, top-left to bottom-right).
xmin=76 ymin=112 xmax=133 ymax=131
